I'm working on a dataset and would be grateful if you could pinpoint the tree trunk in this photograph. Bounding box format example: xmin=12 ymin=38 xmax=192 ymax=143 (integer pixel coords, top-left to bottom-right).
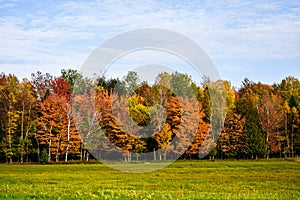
xmin=65 ymin=113 xmax=71 ymax=162
xmin=35 ymin=132 xmax=40 ymax=162
xmin=8 ymin=116 xmax=13 ymax=164
xmin=82 ymin=149 xmax=85 ymax=161
xmin=48 ymin=126 xmax=52 ymax=162
xmin=25 ymin=126 xmax=30 ymax=162
xmin=136 ymin=153 xmax=139 ymax=161
xmin=284 ymin=113 xmax=289 ymax=158
xmin=86 ymin=151 xmax=89 ymax=161
xmin=56 ymin=133 xmax=62 ymax=162
xmin=49 ymin=136 xmax=52 ymax=162
xmin=291 ymin=122 xmax=294 ymax=158
xmin=25 ymin=104 xmax=33 ymax=163
xmin=80 ymin=144 xmax=83 ymax=161
xmin=20 ymin=101 xmax=25 ymax=164
xmin=266 ymin=107 xmax=270 ymax=160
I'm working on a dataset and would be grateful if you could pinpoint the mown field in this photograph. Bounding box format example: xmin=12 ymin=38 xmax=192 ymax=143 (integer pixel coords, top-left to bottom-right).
xmin=0 ymin=160 xmax=300 ymax=199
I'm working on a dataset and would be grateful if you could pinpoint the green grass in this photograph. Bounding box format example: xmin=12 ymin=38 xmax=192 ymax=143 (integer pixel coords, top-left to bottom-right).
xmin=0 ymin=160 xmax=300 ymax=199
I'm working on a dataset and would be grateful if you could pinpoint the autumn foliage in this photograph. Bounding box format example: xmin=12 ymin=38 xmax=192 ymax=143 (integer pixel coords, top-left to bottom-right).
xmin=0 ymin=69 xmax=300 ymax=163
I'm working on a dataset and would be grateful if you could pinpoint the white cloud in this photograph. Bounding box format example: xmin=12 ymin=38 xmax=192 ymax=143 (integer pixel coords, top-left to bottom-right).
xmin=0 ymin=0 xmax=299 ymax=84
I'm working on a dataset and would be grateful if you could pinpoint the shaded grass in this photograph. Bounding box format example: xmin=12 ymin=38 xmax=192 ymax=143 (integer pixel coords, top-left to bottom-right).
xmin=0 ymin=160 xmax=300 ymax=199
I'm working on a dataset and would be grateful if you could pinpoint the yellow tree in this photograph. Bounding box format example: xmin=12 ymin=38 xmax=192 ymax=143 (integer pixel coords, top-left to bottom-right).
xmin=153 ymin=123 xmax=173 ymax=161
xmin=17 ymin=79 xmax=37 ymax=163
xmin=0 ymin=74 xmax=20 ymax=163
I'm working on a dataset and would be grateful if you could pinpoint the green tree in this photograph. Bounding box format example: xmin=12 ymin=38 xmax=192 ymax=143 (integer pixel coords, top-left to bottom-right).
xmin=236 ymin=80 xmax=267 ymax=159
xmin=276 ymin=77 xmax=300 ymax=157
xmin=276 ymin=76 xmax=300 ymax=104
xmin=124 ymin=71 xmax=139 ymax=95
xmin=170 ymin=72 xmax=195 ymax=98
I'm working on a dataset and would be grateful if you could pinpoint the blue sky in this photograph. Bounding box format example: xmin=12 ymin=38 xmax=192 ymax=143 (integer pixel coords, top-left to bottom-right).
xmin=0 ymin=0 xmax=299 ymax=88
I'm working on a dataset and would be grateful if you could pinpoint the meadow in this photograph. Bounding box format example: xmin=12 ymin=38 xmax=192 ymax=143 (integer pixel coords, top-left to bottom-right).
xmin=0 ymin=160 xmax=300 ymax=199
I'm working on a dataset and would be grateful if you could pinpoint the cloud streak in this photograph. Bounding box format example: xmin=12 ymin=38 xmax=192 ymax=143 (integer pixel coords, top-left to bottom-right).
xmin=0 ymin=0 xmax=299 ymax=85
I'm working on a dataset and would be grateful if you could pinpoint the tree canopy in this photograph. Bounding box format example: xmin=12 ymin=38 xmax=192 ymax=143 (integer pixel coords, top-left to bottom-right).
xmin=0 ymin=70 xmax=299 ymax=163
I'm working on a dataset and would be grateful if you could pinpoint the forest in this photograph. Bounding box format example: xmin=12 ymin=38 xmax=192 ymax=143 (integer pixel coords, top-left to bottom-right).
xmin=0 ymin=69 xmax=299 ymax=163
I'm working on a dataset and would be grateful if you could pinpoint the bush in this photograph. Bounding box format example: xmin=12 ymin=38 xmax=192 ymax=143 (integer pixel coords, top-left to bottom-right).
xmin=40 ymin=149 xmax=49 ymax=164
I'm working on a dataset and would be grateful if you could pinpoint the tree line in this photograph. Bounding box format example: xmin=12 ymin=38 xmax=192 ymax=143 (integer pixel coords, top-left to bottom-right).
xmin=0 ymin=69 xmax=299 ymax=163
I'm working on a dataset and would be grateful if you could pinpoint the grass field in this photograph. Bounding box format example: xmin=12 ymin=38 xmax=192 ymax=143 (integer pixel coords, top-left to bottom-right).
xmin=0 ymin=160 xmax=300 ymax=199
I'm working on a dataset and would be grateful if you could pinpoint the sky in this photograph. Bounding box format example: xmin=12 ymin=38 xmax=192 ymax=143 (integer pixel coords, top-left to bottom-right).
xmin=0 ymin=0 xmax=299 ymax=88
